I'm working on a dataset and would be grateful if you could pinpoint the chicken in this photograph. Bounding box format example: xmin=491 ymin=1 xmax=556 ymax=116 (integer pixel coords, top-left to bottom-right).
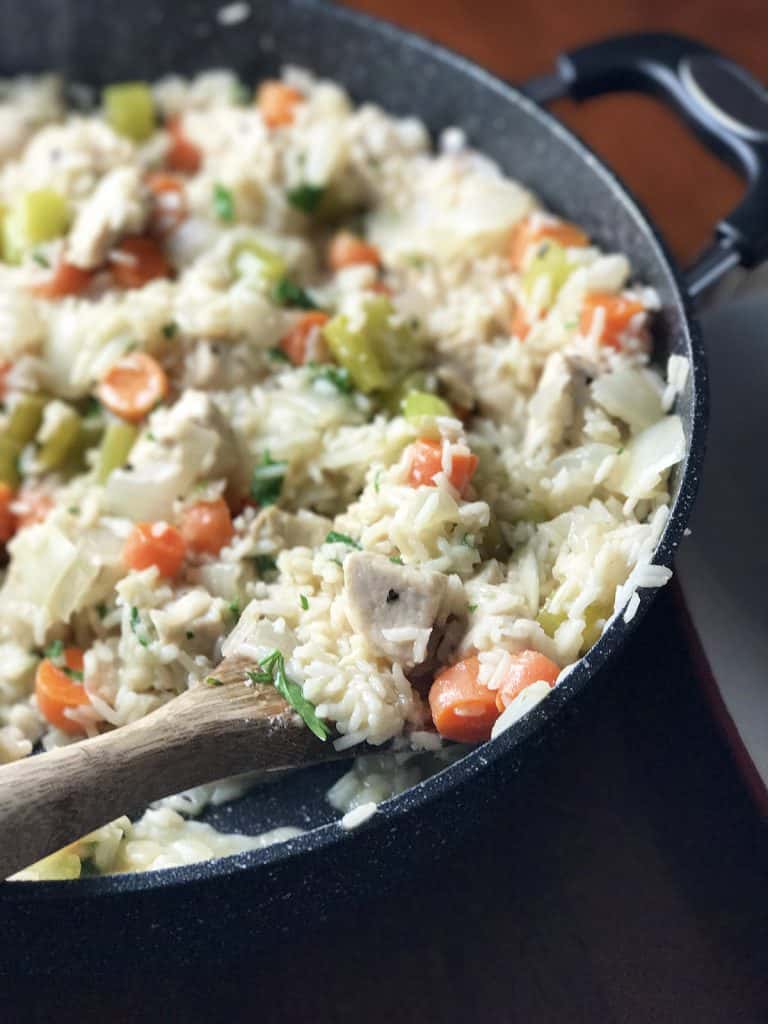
xmin=524 ymin=352 xmax=588 ymax=455
xmin=67 ymin=166 xmax=148 ymax=269
xmin=248 ymin=507 xmax=331 ymax=551
xmin=343 ymin=552 xmax=449 ymax=667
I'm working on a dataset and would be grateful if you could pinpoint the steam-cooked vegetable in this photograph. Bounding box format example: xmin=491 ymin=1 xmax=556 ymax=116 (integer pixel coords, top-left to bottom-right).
xmin=103 ymin=82 xmax=155 ymax=141
xmin=95 ymin=421 xmax=138 ymax=484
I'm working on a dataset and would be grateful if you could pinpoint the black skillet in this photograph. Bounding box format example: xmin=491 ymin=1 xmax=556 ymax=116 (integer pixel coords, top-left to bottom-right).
xmin=2 ymin=0 xmax=768 ymax=976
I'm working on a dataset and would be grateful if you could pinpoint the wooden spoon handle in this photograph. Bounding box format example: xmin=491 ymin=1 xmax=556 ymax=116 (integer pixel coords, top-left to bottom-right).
xmin=0 ymin=669 xmax=335 ymax=880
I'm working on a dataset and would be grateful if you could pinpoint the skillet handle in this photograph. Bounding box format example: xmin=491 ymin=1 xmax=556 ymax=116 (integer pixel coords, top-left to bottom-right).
xmin=521 ymin=33 xmax=768 ymax=298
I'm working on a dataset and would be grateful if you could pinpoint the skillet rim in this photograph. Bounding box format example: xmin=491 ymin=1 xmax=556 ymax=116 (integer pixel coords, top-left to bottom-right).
xmin=0 ymin=0 xmax=707 ymax=901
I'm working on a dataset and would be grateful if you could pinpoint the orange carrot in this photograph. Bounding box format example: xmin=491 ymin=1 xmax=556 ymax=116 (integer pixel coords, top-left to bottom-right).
xmin=109 ymin=236 xmax=171 ymax=289
xmin=146 ymin=172 xmax=187 ymax=235
xmin=166 ymin=114 xmax=202 ymax=174
xmin=328 ymin=231 xmax=380 ymax=271
xmin=180 ymin=497 xmax=234 ymax=555
xmin=0 ymin=361 xmax=11 ymax=400
xmin=98 ymin=352 xmax=168 ymax=422
xmin=407 ymin=439 xmax=478 ymax=496
xmin=29 ymin=259 xmax=94 ymax=300
xmin=35 ymin=648 xmax=90 ymax=734
xmin=509 ymin=215 xmax=589 ymax=271
xmin=494 ymin=649 xmax=560 ymax=712
xmin=13 ymin=485 xmax=54 ymax=530
xmin=257 ymin=81 xmax=303 ymax=128
xmin=123 ymin=521 xmax=186 ymax=577
xmin=580 ymin=292 xmax=646 ymax=350
xmin=279 ymin=311 xmax=330 ymax=366
xmin=0 ymin=482 xmax=16 ymax=543
xmin=510 ymin=302 xmax=532 ymax=340
xmin=428 ymin=656 xmax=499 ymax=742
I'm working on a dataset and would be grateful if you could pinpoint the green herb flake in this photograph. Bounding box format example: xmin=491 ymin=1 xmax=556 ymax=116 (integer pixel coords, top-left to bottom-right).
xmin=96 ymin=603 xmax=109 ymax=620
xmin=162 ymin=321 xmax=178 ymax=339
xmin=253 ymin=554 xmax=278 ymax=576
xmin=300 ymin=594 xmax=309 ymax=611
xmin=249 ymin=450 xmax=287 ymax=506
xmin=185 ymin=630 xmax=195 ymax=640
xmin=213 ymin=183 xmax=235 ymax=223
xmin=373 ymin=469 xmax=382 ymax=494
xmin=286 ymin=183 xmax=326 ymax=214
xmin=617 ymin=446 xmax=625 ymax=455
xmin=146 ymin=431 xmax=156 ymax=442
xmin=467 ymin=603 xmax=478 ymax=613
xmin=325 ymin=531 xmax=361 ymax=549
xmin=389 ymin=555 xmax=404 ymax=565
xmin=247 ymin=650 xmax=329 ymax=741
xmin=228 ymin=600 xmax=241 ymax=621
xmin=272 ymin=276 xmax=318 ymax=310
xmin=311 ymin=364 xmax=353 ymax=395
xmin=62 ymin=667 xmax=84 ymax=682
xmin=267 ymin=346 xmax=291 ymax=364
xmin=44 ymin=639 xmax=64 ymax=660
xmin=83 ymin=397 xmax=102 ymax=419
xmin=205 ymin=676 xmax=224 ymax=687
xmin=32 ymin=251 xmax=50 ymax=268
xmin=129 ymin=606 xmax=150 ymax=648
xmin=67 ymin=506 xmax=80 ymax=515
xmin=460 ymin=533 xmax=475 ymax=548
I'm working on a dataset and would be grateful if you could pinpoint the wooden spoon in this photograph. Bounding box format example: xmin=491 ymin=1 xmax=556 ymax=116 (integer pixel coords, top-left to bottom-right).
xmin=0 ymin=655 xmax=345 ymax=880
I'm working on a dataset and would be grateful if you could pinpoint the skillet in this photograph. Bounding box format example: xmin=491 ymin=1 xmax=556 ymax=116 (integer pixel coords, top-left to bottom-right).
xmin=2 ymin=0 xmax=768 ymax=974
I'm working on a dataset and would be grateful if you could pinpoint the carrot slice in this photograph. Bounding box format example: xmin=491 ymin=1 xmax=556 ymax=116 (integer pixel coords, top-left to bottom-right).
xmin=510 ymin=302 xmax=532 ymax=340
xmin=180 ymin=497 xmax=234 ymax=555
xmin=146 ymin=172 xmax=187 ymax=235
xmin=0 ymin=482 xmax=16 ymax=543
xmin=428 ymin=656 xmax=499 ymax=742
xmin=35 ymin=648 xmax=90 ymax=734
xmin=98 ymin=352 xmax=168 ymax=423
xmin=407 ymin=439 xmax=478 ymax=496
xmin=109 ymin=236 xmax=171 ymax=289
xmin=580 ymin=292 xmax=646 ymax=350
xmin=494 ymin=650 xmax=560 ymax=713
xmin=257 ymin=81 xmax=303 ymax=128
xmin=279 ymin=311 xmax=330 ymax=366
xmin=0 ymin=361 xmax=11 ymax=400
xmin=13 ymin=485 xmax=54 ymax=529
xmin=328 ymin=232 xmax=381 ymax=271
xmin=166 ymin=114 xmax=202 ymax=174
xmin=123 ymin=521 xmax=186 ymax=577
xmin=509 ymin=215 xmax=589 ymax=271
xmin=29 ymin=259 xmax=94 ymax=300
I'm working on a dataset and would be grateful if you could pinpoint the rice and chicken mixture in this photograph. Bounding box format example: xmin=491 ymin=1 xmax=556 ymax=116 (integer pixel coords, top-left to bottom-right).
xmin=0 ymin=69 xmax=688 ymax=879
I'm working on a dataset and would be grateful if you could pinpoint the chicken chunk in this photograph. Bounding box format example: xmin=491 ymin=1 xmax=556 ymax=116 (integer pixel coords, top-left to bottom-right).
xmin=344 ymin=552 xmax=449 ymax=667
xmin=249 ymin=507 xmax=331 ymax=551
xmin=68 ymin=166 xmax=148 ymax=269
xmin=524 ymin=351 xmax=587 ymax=455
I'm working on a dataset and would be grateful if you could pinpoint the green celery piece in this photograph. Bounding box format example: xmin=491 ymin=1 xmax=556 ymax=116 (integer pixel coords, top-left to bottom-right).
xmin=59 ymin=417 xmax=104 ymax=475
xmin=96 ymin=421 xmax=138 ymax=483
xmin=381 ymin=370 xmax=427 ymax=415
xmin=522 ymin=241 xmax=573 ymax=306
xmin=103 ymin=82 xmax=155 ymax=141
xmin=0 ymin=436 xmax=21 ymax=487
xmin=37 ymin=405 xmax=82 ymax=471
xmin=402 ymin=389 xmax=451 ymax=423
xmin=2 ymin=190 xmax=69 ymax=264
xmin=7 ymin=393 xmax=46 ymax=446
xmin=229 ymin=240 xmax=286 ymax=286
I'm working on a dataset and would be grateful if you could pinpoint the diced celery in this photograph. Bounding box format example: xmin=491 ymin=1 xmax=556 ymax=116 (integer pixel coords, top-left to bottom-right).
xmin=96 ymin=421 xmax=138 ymax=483
xmin=103 ymin=82 xmax=155 ymax=141
xmin=323 ymin=297 xmax=423 ymax=395
xmin=581 ymin=601 xmax=612 ymax=652
xmin=19 ymin=848 xmax=82 ymax=881
xmin=2 ymin=191 xmax=69 ymax=263
xmin=382 ymin=370 xmax=427 ymax=415
xmin=59 ymin=418 xmax=104 ymax=475
xmin=0 ymin=436 xmax=21 ymax=487
xmin=323 ymin=315 xmax=392 ymax=394
xmin=522 ymin=241 xmax=573 ymax=306
xmin=7 ymin=393 xmax=46 ymax=446
xmin=402 ymin=389 xmax=451 ymax=423
xmin=229 ymin=240 xmax=287 ymax=287
xmin=537 ymin=607 xmax=566 ymax=639
xmin=37 ymin=405 xmax=82 ymax=471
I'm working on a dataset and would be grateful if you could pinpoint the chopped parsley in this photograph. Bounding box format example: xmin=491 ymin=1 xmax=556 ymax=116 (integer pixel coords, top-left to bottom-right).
xmin=249 ymin=451 xmax=287 ymax=506
xmin=213 ymin=183 xmax=235 ymax=222
xmin=460 ymin=533 xmax=475 ymax=548
xmin=310 ymin=364 xmax=353 ymax=395
xmin=374 ymin=469 xmax=382 ymax=494
xmin=286 ymin=183 xmax=326 ymax=214
xmin=273 ymin=276 xmax=318 ymax=310
xmin=185 ymin=630 xmax=196 ymax=640
xmin=389 ymin=555 xmax=404 ymax=565
xmin=300 ymin=594 xmax=309 ymax=611
xmin=67 ymin=506 xmax=80 ymax=515
xmin=205 ymin=676 xmax=224 ymax=687
xmin=96 ymin=603 xmax=109 ymax=620
xmin=467 ymin=603 xmax=478 ymax=613
xmin=162 ymin=321 xmax=178 ymax=339
xmin=62 ymin=666 xmax=84 ymax=682
xmin=83 ymin=397 xmax=102 ymax=419
xmin=253 ymin=554 xmax=278 ymax=576
xmin=44 ymin=639 xmax=64 ymax=660
xmin=617 ymin=446 xmax=625 ymax=455
xmin=228 ymin=600 xmax=241 ymax=621
xmin=129 ymin=606 xmax=151 ymax=648
xmin=325 ymin=531 xmax=361 ymax=549
xmin=32 ymin=251 xmax=50 ymax=268
xmin=267 ymin=346 xmax=291 ymax=364
xmin=247 ymin=649 xmax=329 ymax=741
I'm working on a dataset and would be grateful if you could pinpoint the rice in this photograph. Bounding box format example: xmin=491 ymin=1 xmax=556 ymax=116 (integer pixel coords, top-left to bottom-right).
xmin=0 ymin=66 xmax=687 ymax=880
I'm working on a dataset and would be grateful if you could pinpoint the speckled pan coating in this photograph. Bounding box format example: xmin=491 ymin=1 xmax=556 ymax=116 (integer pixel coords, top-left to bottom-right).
xmin=0 ymin=0 xmax=707 ymax=974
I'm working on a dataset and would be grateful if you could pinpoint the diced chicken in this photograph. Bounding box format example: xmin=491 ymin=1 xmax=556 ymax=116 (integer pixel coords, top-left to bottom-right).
xmin=68 ymin=166 xmax=148 ymax=269
xmin=524 ymin=352 xmax=587 ymax=455
xmin=248 ymin=507 xmax=331 ymax=551
xmin=344 ymin=552 xmax=449 ymax=667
